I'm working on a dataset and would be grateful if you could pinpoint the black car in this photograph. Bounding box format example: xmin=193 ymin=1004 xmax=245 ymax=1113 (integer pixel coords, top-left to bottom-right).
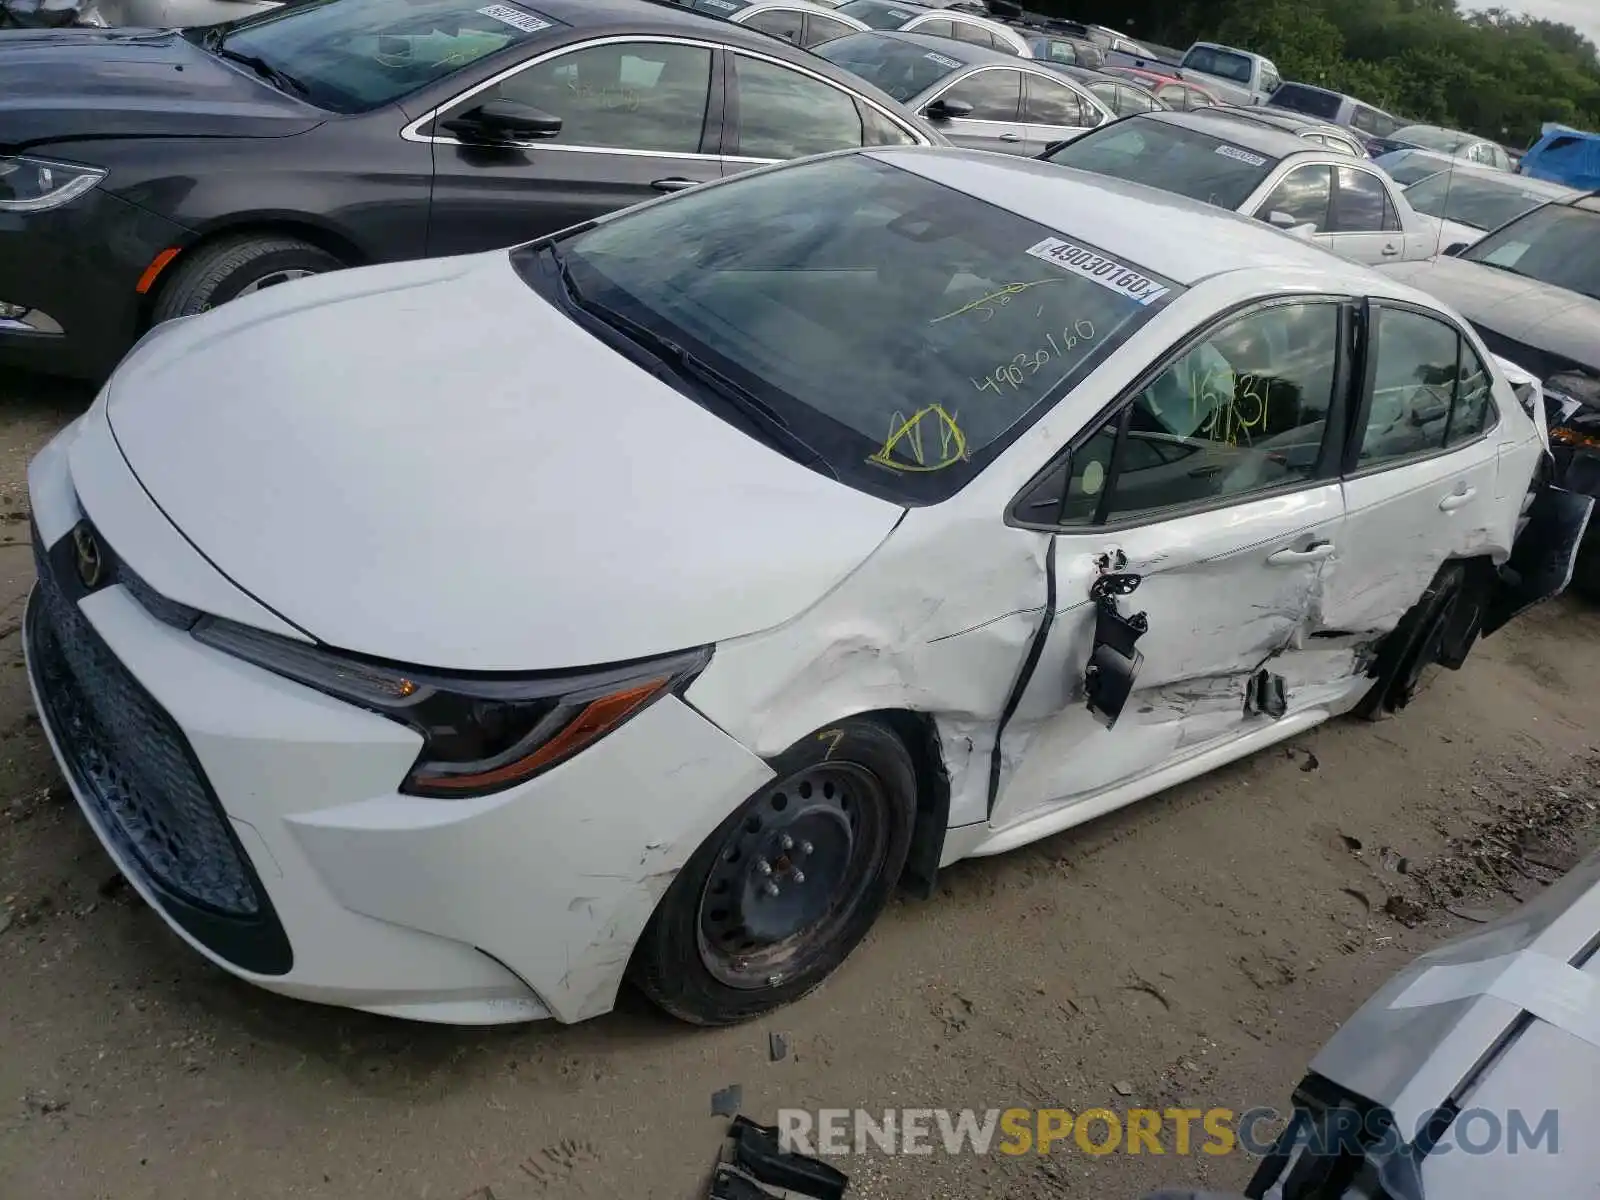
xmin=1379 ymin=192 xmax=1600 ymax=588
xmin=0 ymin=0 xmax=940 ymax=381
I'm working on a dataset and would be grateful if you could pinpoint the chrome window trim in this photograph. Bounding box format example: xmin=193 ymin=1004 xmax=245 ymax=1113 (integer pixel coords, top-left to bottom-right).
xmin=903 ymin=10 xmax=1029 ymax=56
xmin=400 ymin=32 xmax=929 ymax=154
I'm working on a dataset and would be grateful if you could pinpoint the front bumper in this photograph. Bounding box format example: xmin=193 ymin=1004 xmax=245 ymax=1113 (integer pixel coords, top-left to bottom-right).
xmin=25 ymin=415 xmax=774 ymax=1024
xmin=0 ymin=188 xmax=190 ymax=382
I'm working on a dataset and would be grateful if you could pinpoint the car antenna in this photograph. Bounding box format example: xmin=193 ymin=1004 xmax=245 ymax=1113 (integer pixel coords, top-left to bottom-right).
xmin=1433 ymin=155 xmax=1458 ymax=258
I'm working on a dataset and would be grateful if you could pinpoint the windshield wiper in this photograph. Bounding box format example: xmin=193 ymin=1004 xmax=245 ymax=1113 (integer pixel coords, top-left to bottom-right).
xmin=208 ymin=40 xmax=311 ymax=99
xmin=551 ymin=251 xmax=837 ymax=478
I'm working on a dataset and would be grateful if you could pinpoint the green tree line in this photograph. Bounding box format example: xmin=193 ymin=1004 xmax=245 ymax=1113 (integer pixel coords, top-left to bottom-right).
xmin=1049 ymin=0 xmax=1600 ymax=147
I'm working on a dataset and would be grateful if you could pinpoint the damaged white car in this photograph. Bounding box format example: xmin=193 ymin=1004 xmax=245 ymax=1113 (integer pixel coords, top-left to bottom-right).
xmin=26 ymin=147 xmax=1583 ymax=1027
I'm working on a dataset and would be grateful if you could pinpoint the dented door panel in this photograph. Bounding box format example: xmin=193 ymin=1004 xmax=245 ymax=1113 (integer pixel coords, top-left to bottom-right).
xmin=989 ymin=483 xmax=1343 ymax=828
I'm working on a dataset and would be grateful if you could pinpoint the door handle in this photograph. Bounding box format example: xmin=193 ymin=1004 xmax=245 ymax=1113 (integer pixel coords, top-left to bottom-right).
xmin=1267 ymin=541 xmax=1336 ymax=565
xmin=998 ymin=132 xmax=1024 ymax=143
xmin=1439 ymin=486 xmax=1477 ymax=512
xmin=651 ymin=177 xmax=700 ymax=192
xmin=1381 ymin=244 xmax=1401 ymax=256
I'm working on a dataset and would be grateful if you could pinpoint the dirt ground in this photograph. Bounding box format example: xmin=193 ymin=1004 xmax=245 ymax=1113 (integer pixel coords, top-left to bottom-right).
xmin=3 ymin=376 xmax=1600 ymax=1200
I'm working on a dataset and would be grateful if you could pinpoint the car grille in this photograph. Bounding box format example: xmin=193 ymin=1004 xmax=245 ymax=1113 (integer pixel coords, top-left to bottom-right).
xmin=28 ymin=530 xmax=259 ymax=917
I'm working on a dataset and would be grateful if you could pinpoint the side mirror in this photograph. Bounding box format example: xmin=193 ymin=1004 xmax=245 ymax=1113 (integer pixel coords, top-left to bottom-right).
xmin=1267 ymin=210 xmax=1297 ymax=228
xmin=441 ymin=99 xmax=563 ymax=143
xmin=925 ymin=97 xmax=975 ymax=122
xmin=1442 ymin=242 xmax=1468 ymax=257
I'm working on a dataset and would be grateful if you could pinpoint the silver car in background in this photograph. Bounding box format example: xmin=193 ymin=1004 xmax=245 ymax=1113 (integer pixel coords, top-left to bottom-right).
xmin=816 ymin=30 xmax=1112 ymax=156
xmin=834 ymin=0 xmax=1033 ymax=56
xmin=1247 ymin=844 xmax=1600 ymax=1199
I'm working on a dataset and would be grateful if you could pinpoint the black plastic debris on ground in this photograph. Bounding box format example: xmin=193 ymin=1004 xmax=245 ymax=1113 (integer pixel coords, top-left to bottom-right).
xmin=708 ymin=1115 xmax=848 ymax=1200
xmin=711 ymin=1084 xmax=743 ymax=1117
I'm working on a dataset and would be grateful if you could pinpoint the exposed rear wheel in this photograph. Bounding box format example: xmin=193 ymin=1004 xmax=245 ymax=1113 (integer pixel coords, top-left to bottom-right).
xmin=1354 ymin=563 xmax=1466 ymax=720
xmin=631 ymin=719 xmax=916 ymax=1026
xmin=151 ymin=235 xmax=344 ymax=322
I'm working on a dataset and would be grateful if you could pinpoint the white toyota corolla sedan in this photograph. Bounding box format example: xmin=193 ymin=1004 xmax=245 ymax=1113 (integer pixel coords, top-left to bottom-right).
xmin=26 ymin=148 xmax=1577 ymax=1028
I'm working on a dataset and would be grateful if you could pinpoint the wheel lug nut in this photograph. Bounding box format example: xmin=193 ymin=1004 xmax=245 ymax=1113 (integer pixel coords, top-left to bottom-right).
xmin=756 ymin=859 xmax=772 ymax=876
xmin=792 ymin=870 xmax=806 ymax=884
xmin=764 ymin=881 xmax=780 ymax=897
xmin=780 ymin=834 xmax=794 ymax=851
xmin=800 ymin=841 xmax=813 ymax=856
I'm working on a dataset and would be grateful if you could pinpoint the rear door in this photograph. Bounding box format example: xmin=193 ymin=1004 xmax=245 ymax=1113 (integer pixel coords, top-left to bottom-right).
xmin=1322 ymin=165 xmax=1406 ymax=264
xmin=1323 ymin=302 xmax=1503 ymax=637
xmin=424 ymin=38 xmax=723 ymax=256
xmin=1021 ymin=70 xmax=1100 ymax=154
xmin=924 ymin=66 xmax=1028 ymax=153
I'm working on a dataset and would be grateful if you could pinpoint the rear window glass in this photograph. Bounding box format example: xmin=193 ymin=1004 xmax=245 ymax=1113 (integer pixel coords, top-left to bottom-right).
xmin=1183 ymin=45 xmax=1252 ymax=85
xmin=522 ymin=154 xmax=1180 ymax=506
xmin=202 ymin=0 xmax=563 ymax=114
xmin=1044 ymin=118 xmax=1279 ymax=211
xmin=814 ymin=32 xmax=963 ymax=102
xmin=1379 ymin=152 xmax=1448 ymax=187
xmin=1269 ymin=84 xmax=1340 ymax=120
xmin=1466 ymin=202 xmax=1600 ymax=301
xmin=836 ymin=0 xmax=920 ymax=29
xmin=1405 ymin=173 xmax=1563 ymax=233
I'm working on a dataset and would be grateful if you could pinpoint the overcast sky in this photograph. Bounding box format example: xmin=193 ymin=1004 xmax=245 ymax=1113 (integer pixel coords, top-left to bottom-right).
xmin=1506 ymin=0 xmax=1600 ymax=45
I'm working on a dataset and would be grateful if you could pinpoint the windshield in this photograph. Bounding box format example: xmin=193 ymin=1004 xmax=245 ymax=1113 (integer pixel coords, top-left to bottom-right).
xmin=198 ymin=0 xmax=558 ymax=113
xmin=1381 ymin=152 xmax=1450 ymax=186
xmin=1406 ymin=173 xmax=1563 ymax=232
xmin=1395 ymin=125 xmax=1472 ymax=153
xmin=1044 ymin=119 xmax=1278 ymax=211
xmin=813 ymin=33 xmax=961 ymax=102
xmin=837 ymin=0 xmax=922 ymax=29
xmin=1183 ymin=45 xmax=1251 ymax=84
xmin=514 ymin=154 xmax=1179 ymax=505
xmin=1464 ymin=202 xmax=1600 ymax=300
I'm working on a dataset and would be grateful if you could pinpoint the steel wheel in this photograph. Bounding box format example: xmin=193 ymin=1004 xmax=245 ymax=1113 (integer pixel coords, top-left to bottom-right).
xmin=235 ymin=268 xmax=316 ymax=297
xmin=695 ymin=761 xmax=891 ymax=991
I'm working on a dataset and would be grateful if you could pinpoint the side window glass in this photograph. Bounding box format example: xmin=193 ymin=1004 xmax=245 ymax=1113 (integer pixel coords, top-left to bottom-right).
xmin=1061 ymin=303 xmax=1340 ymax=524
xmin=1023 ymin=75 xmax=1086 ymax=127
xmin=743 ymin=8 xmax=805 ymax=46
xmin=1048 ymin=40 xmax=1076 ymax=64
xmin=1185 ymin=88 xmax=1214 ymax=109
xmin=859 ymin=100 xmax=917 ymax=146
xmin=1257 ymin=165 xmax=1333 ymax=232
xmin=1448 ymin=340 xmax=1496 ymax=444
xmin=1359 ymin=308 xmax=1459 ymax=465
xmin=953 ymin=21 xmax=993 ymax=47
xmin=806 ymin=14 xmax=855 ymax=46
xmin=1123 ymin=86 xmax=1157 ymax=114
xmin=1155 ymin=84 xmax=1185 ymax=107
xmin=1330 ymin=167 xmax=1388 ymax=233
xmin=1350 ymin=106 xmax=1377 ymax=134
xmin=914 ymin=17 xmax=955 ymax=37
xmin=495 ymin=42 xmax=712 ymax=152
xmin=940 ymin=69 xmax=1022 ymax=121
xmin=732 ymin=57 xmax=864 ymax=158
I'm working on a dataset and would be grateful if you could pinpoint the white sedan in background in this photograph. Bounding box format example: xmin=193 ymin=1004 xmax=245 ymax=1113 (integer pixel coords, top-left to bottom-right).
xmin=1397 ymin=161 xmax=1581 ymax=253
xmin=27 ymin=146 xmax=1572 ymax=1029
xmin=1043 ymin=108 xmax=1440 ymax=266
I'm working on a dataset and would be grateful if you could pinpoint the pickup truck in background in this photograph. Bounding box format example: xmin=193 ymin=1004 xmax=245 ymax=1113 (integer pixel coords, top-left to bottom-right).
xmin=1102 ymin=40 xmax=1281 ymax=106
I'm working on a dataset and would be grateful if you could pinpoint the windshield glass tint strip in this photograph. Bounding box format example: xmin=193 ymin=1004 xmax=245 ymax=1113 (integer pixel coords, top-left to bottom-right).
xmin=517 ymin=155 xmax=1182 ymax=506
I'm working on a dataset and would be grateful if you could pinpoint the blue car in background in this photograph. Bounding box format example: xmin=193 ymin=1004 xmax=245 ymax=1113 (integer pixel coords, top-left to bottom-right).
xmin=1521 ymin=125 xmax=1600 ymax=190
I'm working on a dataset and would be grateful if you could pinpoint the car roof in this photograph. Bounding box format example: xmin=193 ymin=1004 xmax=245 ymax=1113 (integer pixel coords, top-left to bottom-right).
xmin=740 ymin=0 xmax=853 ymax=14
xmin=863 ymin=29 xmax=1021 ymax=66
xmin=1147 ymin=108 xmax=1322 ymax=156
xmin=1211 ymin=106 xmax=1353 ymax=139
xmin=1413 ymin=161 xmax=1580 ymax=197
xmin=543 ymin=0 xmax=833 ymax=44
xmin=867 ymin=146 xmax=1390 ymax=290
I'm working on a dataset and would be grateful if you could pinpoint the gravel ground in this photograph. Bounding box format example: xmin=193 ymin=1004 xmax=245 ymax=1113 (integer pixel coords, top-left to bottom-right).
xmin=2 ymin=376 xmax=1599 ymax=1200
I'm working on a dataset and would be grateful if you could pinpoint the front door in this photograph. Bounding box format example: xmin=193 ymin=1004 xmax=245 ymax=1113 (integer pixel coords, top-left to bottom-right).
xmin=926 ymin=66 xmax=1029 ymax=154
xmin=991 ymin=297 xmax=1353 ymax=829
xmin=1319 ymin=165 xmax=1406 ymax=265
xmin=1322 ymin=301 xmax=1504 ymax=635
xmin=425 ymin=38 xmax=724 ymax=257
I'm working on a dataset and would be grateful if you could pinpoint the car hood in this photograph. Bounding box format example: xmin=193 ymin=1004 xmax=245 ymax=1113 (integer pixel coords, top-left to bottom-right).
xmin=101 ymin=252 xmax=905 ymax=671
xmin=1377 ymin=254 xmax=1600 ymax=379
xmin=0 ymin=27 xmax=324 ymax=147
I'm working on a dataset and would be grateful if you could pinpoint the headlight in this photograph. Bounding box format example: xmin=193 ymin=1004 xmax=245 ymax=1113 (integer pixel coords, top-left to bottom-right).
xmin=0 ymin=155 xmax=107 ymax=213
xmin=191 ymin=617 xmax=712 ymax=798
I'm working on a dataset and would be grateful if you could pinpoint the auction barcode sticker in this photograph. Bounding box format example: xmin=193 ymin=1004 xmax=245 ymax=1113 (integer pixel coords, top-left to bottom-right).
xmin=1024 ymin=238 xmax=1171 ymax=307
xmin=1215 ymin=144 xmax=1268 ymax=167
xmin=924 ymin=51 xmax=962 ymax=70
xmin=477 ymin=4 xmax=551 ymax=33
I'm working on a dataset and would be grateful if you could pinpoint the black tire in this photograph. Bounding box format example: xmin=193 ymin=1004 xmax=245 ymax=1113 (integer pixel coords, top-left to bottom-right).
xmin=1353 ymin=563 xmax=1466 ymax=721
xmin=151 ymin=235 xmax=344 ymax=321
xmin=630 ymin=718 xmax=917 ymax=1026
